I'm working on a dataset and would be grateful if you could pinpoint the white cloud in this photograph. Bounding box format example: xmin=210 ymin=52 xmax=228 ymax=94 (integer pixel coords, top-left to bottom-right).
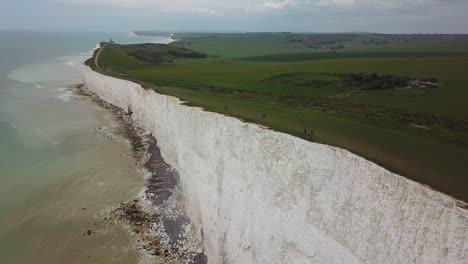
xmin=55 ymin=0 xmax=459 ymax=11
xmin=55 ymin=0 xmax=244 ymax=9
xmin=261 ymin=0 xmax=296 ymax=10
xmin=254 ymin=0 xmax=403 ymax=13
xmin=53 ymin=0 xmax=217 ymax=13
xmin=252 ymin=0 xmax=311 ymax=13
xmin=4 ymin=0 xmax=465 ymax=32
xmin=54 ymin=0 xmax=465 ymax=16
xmin=317 ymin=0 xmax=356 ymax=9
xmin=54 ymin=0 xmax=256 ymax=17
xmin=162 ymin=7 xmax=220 ymax=16
xmin=316 ymin=0 xmax=452 ymax=10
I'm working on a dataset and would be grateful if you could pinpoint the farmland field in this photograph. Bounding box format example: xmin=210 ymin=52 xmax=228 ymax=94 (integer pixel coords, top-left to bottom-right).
xmin=88 ymin=33 xmax=468 ymax=202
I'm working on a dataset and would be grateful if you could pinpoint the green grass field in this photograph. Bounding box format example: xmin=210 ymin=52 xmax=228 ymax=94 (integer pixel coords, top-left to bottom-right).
xmin=87 ymin=33 xmax=468 ymax=202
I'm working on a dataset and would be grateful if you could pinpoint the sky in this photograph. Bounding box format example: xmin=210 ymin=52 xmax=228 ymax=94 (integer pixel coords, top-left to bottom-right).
xmin=1 ymin=0 xmax=468 ymax=33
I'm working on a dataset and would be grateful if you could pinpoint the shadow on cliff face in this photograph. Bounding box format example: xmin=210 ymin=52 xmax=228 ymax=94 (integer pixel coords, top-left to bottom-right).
xmin=144 ymin=137 xmax=207 ymax=263
xmin=75 ymin=84 xmax=207 ymax=264
xmin=115 ymin=137 xmax=207 ymax=264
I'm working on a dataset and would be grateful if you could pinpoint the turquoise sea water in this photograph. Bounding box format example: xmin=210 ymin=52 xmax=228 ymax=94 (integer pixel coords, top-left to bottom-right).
xmin=0 ymin=31 xmax=171 ymax=263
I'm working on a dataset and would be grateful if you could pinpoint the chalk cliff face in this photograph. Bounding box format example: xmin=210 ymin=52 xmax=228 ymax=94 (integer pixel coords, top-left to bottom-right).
xmin=85 ymin=66 xmax=467 ymax=264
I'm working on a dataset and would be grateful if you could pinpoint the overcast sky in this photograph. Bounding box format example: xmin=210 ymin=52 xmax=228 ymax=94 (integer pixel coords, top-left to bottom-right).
xmin=1 ymin=0 xmax=467 ymax=33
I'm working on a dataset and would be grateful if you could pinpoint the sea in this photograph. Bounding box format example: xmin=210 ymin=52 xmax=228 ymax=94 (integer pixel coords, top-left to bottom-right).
xmin=0 ymin=31 xmax=172 ymax=263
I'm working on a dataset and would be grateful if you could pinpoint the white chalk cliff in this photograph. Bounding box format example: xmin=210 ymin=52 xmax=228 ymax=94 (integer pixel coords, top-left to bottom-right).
xmin=85 ymin=66 xmax=467 ymax=264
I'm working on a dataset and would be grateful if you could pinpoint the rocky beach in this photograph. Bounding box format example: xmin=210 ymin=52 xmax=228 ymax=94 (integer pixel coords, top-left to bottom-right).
xmin=74 ymin=84 xmax=207 ymax=264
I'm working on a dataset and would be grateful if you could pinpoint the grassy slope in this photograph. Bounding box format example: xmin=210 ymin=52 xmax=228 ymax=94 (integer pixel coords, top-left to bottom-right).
xmin=241 ymin=51 xmax=466 ymax=62
xmin=94 ymin=35 xmax=468 ymax=202
xmin=172 ymin=33 xmax=314 ymax=58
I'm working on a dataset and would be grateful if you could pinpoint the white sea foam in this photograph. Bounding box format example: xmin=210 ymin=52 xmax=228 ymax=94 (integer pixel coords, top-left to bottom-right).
xmin=8 ymin=56 xmax=84 ymax=84
xmin=93 ymin=43 xmax=101 ymax=51
xmin=56 ymin=87 xmax=74 ymax=102
xmin=57 ymin=51 xmax=90 ymax=71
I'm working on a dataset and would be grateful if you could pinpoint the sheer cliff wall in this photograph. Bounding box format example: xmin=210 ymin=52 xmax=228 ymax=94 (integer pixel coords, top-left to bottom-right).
xmin=85 ymin=66 xmax=467 ymax=264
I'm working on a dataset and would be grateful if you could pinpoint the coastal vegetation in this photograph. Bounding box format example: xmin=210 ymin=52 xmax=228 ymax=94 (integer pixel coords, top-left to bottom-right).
xmin=87 ymin=32 xmax=468 ymax=202
xmin=262 ymin=72 xmax=438 ymax=91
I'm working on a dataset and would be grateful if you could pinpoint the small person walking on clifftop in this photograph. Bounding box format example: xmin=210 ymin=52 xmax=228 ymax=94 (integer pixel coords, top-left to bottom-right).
xmin=305 ymin=128 xmax=314 ymax=140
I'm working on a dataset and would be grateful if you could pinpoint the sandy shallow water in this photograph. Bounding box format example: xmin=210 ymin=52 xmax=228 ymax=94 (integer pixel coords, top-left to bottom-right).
xmin=0 ymin=83 xmax=147 ymax=263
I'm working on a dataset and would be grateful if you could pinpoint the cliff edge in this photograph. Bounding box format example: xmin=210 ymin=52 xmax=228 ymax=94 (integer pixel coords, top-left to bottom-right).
xmin=85 ymin=66 xmax=467 ymax=264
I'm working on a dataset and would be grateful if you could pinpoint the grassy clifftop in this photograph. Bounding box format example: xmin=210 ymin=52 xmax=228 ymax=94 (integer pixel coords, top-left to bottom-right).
xmin=89 ymin=33 xmax=468 ymax=202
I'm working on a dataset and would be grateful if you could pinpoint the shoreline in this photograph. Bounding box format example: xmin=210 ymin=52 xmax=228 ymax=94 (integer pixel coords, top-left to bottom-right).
xmin=73 ymin=84 xmax=207 ymax=264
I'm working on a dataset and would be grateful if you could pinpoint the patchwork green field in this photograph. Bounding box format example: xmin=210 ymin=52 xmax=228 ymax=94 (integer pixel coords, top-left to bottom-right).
xmin=87 ymin=33 xmax=468 ymax=202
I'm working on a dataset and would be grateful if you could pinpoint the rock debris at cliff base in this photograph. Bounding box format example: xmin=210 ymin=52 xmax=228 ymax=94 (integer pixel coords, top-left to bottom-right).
xmin=73 ymin=83 xmax=207 ymax=264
